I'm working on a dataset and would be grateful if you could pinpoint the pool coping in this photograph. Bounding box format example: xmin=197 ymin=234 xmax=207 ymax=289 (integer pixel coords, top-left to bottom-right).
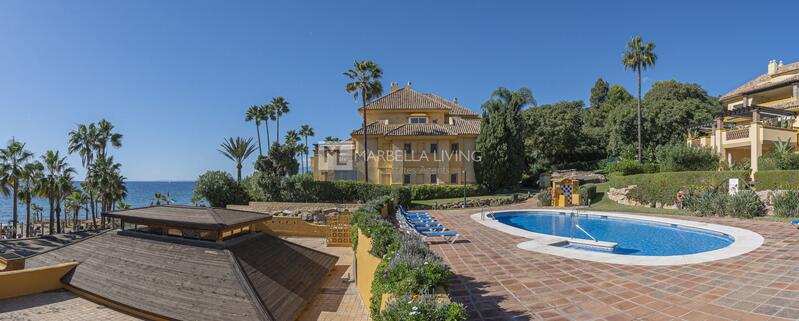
xmin=470 ymin=208 xmax=764 ymax=266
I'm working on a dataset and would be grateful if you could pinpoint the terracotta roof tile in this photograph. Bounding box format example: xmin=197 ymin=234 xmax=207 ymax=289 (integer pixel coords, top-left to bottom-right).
xmin=722 ymin=61 xmax=799 ymax=100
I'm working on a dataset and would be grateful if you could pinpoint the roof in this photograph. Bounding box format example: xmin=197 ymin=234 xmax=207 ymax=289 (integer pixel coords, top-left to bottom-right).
xmin=25 ymin=230 xmax=337 ymax=321
xmin=722 ymin=61 xmax=799 ymax=100
xmin=0 ymin=231 xmax=102 ymax=259
xmin=105 ymin=205 xmax=270 ymax=230
xmin=361 ymin=87 xmax=479 ymax=117
xmin=352 ymin=119 xmax=481 ymax=137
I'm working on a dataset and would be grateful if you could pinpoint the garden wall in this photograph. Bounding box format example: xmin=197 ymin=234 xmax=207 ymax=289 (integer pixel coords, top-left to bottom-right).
xmin=354 ymin=230 xmax=383 ymax=313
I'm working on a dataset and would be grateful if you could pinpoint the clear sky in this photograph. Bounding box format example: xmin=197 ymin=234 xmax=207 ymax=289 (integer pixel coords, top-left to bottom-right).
xmin=1 ymin=0 xmax=797 ymax=181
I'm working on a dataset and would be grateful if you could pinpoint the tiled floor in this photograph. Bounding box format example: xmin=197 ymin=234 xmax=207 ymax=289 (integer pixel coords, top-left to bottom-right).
xmin=290 ymin=237 xmax=371 ymax=321
xmin=0 ymin=290 xmax=141 ymax=321
xmin=428 ymin=201 xmax=799 ymax=321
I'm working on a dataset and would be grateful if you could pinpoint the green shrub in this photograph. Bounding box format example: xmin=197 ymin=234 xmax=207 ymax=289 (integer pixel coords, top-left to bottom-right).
xmin=759 ymin=153 xmax=799 ymax=171
xmin=755 ymin=170 xmax=799 ymax=190
xmin=682 ymin=188 xmax=764 ymax=218
xmin=375 ymin=294 xmax=466 ymax=321
xmin=606 ymin=159 xmax=659 ymax=176
xmin=537 ymin=188 xmax=552 ymax=206
xmin=772 ymin=190 xmax=799 ymax=217
xmin=726 ymin=190 xmax=765 ymax=218
xmin=577 ymin=184 xmax=597 ymax=205
xmin=193 ymin=171 xmax=249 ymax=207
xmin=655 ymin=144 xmax=718 ymax=172
xmin=609 ymin=171 xmax=748 ymax=207
xmin=251 ymin=174 xmax=412 ymax=207
xmin=408 ymin=184 xmax=486 ymax=200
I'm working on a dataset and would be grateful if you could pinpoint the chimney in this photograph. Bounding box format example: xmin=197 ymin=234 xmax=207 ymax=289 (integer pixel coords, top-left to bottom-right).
xmin=390 ymin=82 xmax=399 ymax=92
xmin=768 ymin=59 xmax=778 ymax=75
xmin=453 ymin=97 xmax=458 ymax=104
xmin=406 ymin=81 xmax=412 ymax=89
xmin=779 ymin=60 xmax=784 ymax=67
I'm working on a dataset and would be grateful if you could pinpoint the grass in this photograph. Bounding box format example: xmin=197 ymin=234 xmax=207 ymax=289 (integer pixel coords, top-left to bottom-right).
xmin=587 ymin=182 xmax=799 ymax=223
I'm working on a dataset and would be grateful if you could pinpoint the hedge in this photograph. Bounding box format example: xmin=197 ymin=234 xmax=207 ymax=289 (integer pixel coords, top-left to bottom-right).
xmin=609 ymin=170 xmax=748 ymax=206
xmin=754 ymin=170 xmax=799 ymax=190
xmin=350 ymin=198 xmax=465 ymax=320
xmin=407 ymin=184 xmax=486 ymax=200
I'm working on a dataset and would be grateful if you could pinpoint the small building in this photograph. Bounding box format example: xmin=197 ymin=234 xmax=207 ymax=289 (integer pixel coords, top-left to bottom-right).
xmin=688 ymin=59 xmax=799 ymax=174
xmin=350 ymin=82 xmax=481 ymax=185
xmin=10 ymin=205 xmax=337 ymax=321
xmin=310 ymin=140 xmax=357 ymax=181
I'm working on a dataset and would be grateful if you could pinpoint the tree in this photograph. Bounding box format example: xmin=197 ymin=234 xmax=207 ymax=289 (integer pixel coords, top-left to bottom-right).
xmin=41 ymin=150 xmax=71 ymax=234
xmin=344 ymin=60 xmax=384 ymax=183
xmin=218 ymin=137 xmax=257 ymax=183
xmin=260 ymin=103 xmax=276 ymax=150
xmin=55 ymin=169 xmax=75 ymax=233
xmin=525 ymin=100 xmax=603 ymax=175
xmin=299 ymin=124 xmax=315 ymax=174
xmin=245 ymin=105 xmax=264 ymax=156
xmin=323 ymin=136 xmax=341 ymax=142
xmin=88 ymin=156 xmax=126 ymax=216
xmin=0 ymin=139 xmax=34 ymax=238
xmin=622 ymin=35 xmax=657 ymax=162
xmin=96 ymin=119 xmax=123 ymax=160
xmin=256 ymin=143 xmax=300 ymax=178
xmin=270 ymin=97 xmax=290 ymax=144
xmin=19 ymin=161 xmax=43 ymax=237
xmin=68 ymin=123 xmax=98 ymax=226
xmin=589 ymin=78 xmax=610 ymax=108
xmin=193 ymin=171 xmax=247 ymax=207
xmin=151 ymin=192 xmax=175 ymax=205
xmin=476 ymin=87 xmax=533 ymax=191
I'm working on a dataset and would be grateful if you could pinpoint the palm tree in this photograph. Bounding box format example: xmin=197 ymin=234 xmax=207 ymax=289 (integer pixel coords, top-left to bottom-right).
xmin=151 ymin=192 xmax=174 ymax=206
xmin=55 ymin=170 xmax=75 ymax=233
xmin=64 ymin=191 xmax=86 ymax=232
xmin=88 ymin=156 xmax=125 ymax=218
xmin=96 ymin=119 xmax=123 ymax=159
xmin=41 ymin=150 xmax=70 ymax=234
xmin=344 ymin=60 xmax=384 ymax=183
xmin=260 ymin=103 xmax=276 ymax=151
xmin=323 ymin=136 xmax=341 ymax=142
xmin=0 ymin=139 xmax=34 ymax=238
xmin=19 ymin=161 xmax=43 ymax=237
xmin=270 ymin=97 xmax=290 ymax=144
xmin=68 ymin=123 xmax=99 ymax=224
xmin=299 ymin=125 xmax=314 ymax=174
xmin=31 ymin=204 xmax=43 ymax=236
xmin=245 ymin=105 xmax=264 ymax=156
xmin=218 ymin=137 xmax=257 ymax=183
xmin=622 ymin=35 xmax=657 ymax=162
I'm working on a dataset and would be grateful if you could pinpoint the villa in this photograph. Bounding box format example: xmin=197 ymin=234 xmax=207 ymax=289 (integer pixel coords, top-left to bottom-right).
xmin=688 ymin=59 xmax=799 ymax=173
xmin=311 ymin=140 xmax=357 ymax=181
xmin=349 ymin=82 xmax=481 ymax=185
xmin=0 ymin=206 xmax=338 ymax=321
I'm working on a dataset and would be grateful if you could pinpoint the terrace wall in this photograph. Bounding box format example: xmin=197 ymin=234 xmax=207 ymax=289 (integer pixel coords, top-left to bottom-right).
xmin=0 ymin=262 xmax=77 ymax=299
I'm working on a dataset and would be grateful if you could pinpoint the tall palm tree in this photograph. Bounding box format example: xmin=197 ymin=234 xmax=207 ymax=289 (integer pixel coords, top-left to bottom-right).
xmin=31 ymin=204 xmax=43 ymax=235
xmin=218 ymin=137 xmax=257 ymax=183
xmin=19 ymin=161 xmax=43 ymax=237
xmin=245 ymin=105 xmax=264 ymax=156
xmin=260 ymin=103 xmax=276 ymax=151
xmin=88 ymin=156 xmax=125 ymax=217
xmin=344 ymin=60 xmax=384 ymax=183
xmin=96 ymin=119 xmax=123 ymax=160
xmin=41 ymin=150 xmax=70 ymax=235
xmin=622 ymin=35 xmax=657 ymax=162
xmin=0 ymin=139 xmax=34 ymax=238
xmin=270 ymin=97 xmax=290 ymax=144
xmin=64 ymin=191 xmax=86 ymax=232
xmin=299 ymin=124 xmax=314 ymax=174
xmin=68 ymin=123 xmax=99 ymax=224
xmin=151 ymin=192 xmax=175 ymax=206
xmin=55 ymin=169 xmax=75 ymax=233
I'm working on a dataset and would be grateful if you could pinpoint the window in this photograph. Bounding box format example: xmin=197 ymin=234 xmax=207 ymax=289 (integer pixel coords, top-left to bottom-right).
xmin=404 ymin=143 xmax=412 ymax=153
xmin=451 ymin=173 xmax=458 ymax=184
xmin=409 ymin=117 xmax=428 ymax=124
xmin=430 ymin=143 xmax=438 ymax=153
xmin=403 ymin=174 xmax=411 ymax=185
xmin=451 ymin=143 xmax=459 ymax=153
xmin=432 ymin=118 xmax=438 ymax=124
xmin=430 ymin=174 xmax=437 ymax=184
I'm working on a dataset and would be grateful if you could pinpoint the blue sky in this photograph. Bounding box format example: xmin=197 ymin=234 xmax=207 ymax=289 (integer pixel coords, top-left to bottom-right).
xmin=0 ymin=0 xmax=797 ymax=181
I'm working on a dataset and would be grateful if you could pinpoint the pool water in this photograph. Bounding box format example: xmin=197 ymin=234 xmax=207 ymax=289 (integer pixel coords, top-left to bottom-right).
xmin=493 ymin=211 xmax=734 ymax=256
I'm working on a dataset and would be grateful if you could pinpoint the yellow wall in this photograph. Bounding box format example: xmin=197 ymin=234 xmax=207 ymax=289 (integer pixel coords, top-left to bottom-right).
xmin=355 ymin=230 xmax=382 ymax=314
xmin=255 ymin=217 xmax=328 ymax=237
xmin=0 ymin=262 xmax=77 ymax=299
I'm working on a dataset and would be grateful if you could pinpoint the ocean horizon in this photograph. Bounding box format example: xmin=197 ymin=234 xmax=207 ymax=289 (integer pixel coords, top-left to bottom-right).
xmin=0 ymin=181 xmax=196 ymax=225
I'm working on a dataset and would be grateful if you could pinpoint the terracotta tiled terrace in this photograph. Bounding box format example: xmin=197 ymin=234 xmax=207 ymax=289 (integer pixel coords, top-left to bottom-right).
xmin=427 ymin=201 xmax=799 ymax=321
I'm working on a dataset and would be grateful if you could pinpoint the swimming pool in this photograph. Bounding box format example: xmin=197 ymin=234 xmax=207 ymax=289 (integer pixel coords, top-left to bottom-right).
xmin=492 ymin=211 xmax=734 ymax=256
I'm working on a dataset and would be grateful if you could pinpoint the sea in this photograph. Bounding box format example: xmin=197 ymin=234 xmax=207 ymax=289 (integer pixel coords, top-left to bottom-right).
xmin=0 ymin=181 xmax=196 ymax=225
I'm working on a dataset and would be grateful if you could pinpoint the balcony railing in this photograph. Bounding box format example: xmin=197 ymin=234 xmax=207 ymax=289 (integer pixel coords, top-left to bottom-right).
xmin=726 ymin=129 xmax=749 ymax=140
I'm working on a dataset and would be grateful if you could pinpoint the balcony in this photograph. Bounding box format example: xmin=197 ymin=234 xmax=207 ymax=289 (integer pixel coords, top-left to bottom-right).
xmin=721 ymin=125 xmax=798 ymax=147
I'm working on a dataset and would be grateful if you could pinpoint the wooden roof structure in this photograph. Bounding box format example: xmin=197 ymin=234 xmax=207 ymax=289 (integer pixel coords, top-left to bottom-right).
xmin=105 ymin=205 xmax=271 ymax=230
xmin=25 ymin=229 xmax=337 ymax=321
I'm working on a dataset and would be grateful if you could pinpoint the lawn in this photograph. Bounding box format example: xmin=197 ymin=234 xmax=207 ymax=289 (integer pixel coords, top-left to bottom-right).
xmin=587 ymin=182 xmax=799 ymax=223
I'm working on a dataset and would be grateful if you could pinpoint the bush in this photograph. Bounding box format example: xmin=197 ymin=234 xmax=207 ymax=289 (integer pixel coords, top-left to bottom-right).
xmin=655 ymin=144 xmax=718 ymax=172
xmin=609 ymin=171 xmax=748 ymax=207
xmin=606 ymin=159 xmax=659 ymax=176
xmin=682 ymin=188 xmax=765 ymax=218
xmin=577 ymin=184 xmax=597 ymax=205
xmin=375 ymin=294 xmax=466 ymax=321
xmin=193 ymin=171 xmax=248 ymax=207
xmin=250 ymin=174 xmax=412 ymax=207
xmin=772 ymin=190 xmax=799 ymax=217
xmin=759 ymin=153 xmax=799 ymax=171
xmin=408 ymin=184 xmax=486 ymax=200
xmin=755 ymin=170 xmax=799 ymax=190
xmin=537 ymin=188 xmax=552 ymax=206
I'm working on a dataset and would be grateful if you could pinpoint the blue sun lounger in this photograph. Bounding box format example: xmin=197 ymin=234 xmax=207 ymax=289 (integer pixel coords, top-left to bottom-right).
xmin=398 ymin=207 xmax=459 ymax=244
xmin=792 ymin=220 xmax=799 ymax=227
